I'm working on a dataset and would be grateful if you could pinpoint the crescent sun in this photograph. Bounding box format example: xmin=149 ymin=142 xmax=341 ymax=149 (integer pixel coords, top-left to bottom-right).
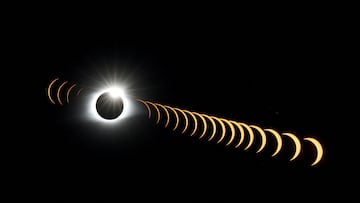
xmin=282 ymin=133 xmax=301 ymax=161
xmin=137 ymin=100 xmax=152 ymax=118
xmin=249 ymin=125 xmax=267 ymax=153
xmin=66 ymin=84 xmax=77 ymax=104
xmin=173 ymin=108 xmax=188 ymax=134
xmin=57 ymin=81 xmax=68 ymax=106
xmin=184 ymin=110 xmax=198 ymax=136
xmin=232 ymin=121 xmax=245 ymax=148
xmin=147 ymin=101 xmax=161 ymax=124
xmin=240 ymin=123 xmax=255 ymax=150
xmin=222 ymin=119 xmax=235 ymax=146
xmin=47 ymin=78 xmax=59 ymax=104
xmin=264 ymin=129 xmax=283 ymax=157
xmin=304 ymin=137 xmax=323 ymax=166
xmin=213 ymin=117 xmax=226 ymax=144
xmin=159 ymin=104 xmax=171 ymax=128
xmin=193 ymin=112 xmax=207 ymax=139
xmin=206 ymin=116 xmax=217 ymax=142
xmin=166 ymin=106 xmax=179 ymax=131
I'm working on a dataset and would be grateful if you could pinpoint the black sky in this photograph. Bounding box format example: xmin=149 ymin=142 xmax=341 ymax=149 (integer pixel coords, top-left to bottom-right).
xmin=10 ymin=17 xmax=357 ymax=201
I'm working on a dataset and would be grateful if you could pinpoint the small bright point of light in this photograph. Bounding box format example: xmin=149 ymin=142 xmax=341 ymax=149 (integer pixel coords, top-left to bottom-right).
xmin=108 ymin=87 xmax=125 ymax=98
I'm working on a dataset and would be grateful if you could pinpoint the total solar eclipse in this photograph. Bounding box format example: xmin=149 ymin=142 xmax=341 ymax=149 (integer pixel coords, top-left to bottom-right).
xmin=47 ymin=78 xmax=325 ymax=166
xmin=96 ymin=92 xmax=124 ymax=120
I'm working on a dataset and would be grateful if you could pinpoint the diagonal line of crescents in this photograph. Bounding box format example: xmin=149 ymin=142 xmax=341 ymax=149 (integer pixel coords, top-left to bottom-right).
xmin=138 ymin=99 xmax=324 ymax=166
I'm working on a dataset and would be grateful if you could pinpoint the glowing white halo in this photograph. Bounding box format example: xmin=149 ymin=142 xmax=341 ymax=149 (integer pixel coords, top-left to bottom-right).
xmin=108 ymin=87 xmax=124 ymax=98
xmin=88 ymin=86 xmax=133 ymax=124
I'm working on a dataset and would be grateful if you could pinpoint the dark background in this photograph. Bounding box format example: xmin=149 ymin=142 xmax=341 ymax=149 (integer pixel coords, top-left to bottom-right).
xmin=8 ymin=15 xmax=357 ymax=201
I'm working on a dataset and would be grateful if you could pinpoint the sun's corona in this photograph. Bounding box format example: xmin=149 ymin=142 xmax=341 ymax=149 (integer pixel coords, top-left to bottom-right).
xmin=88 ymin=86 xmax=132 ymax=123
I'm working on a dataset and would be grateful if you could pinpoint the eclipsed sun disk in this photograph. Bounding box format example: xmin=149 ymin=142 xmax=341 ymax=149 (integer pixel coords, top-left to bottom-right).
xmin=96 ymin=92 xmax=124 ymax=120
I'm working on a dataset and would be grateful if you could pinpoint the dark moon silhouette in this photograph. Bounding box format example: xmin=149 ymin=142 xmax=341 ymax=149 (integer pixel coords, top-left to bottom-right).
xmin=96 ymin=92 xmax=124 ymax=120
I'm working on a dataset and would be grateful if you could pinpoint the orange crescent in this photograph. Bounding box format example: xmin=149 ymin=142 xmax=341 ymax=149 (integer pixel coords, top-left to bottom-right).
xmin=76 ymin=88 xmax=83 ymax=96
xmin=137 ymin=99 xmax=152 ymax=119
xmin=249 ymin=125 xmax=267 ymax=153
xmin=221 ymin=119 xmax=235 ymax=146
xmin=47 ymin=78 xmax=59 ymax=104
xmin=147 ymin=101 xmax=161 ymax=124
xmin=173 ymin=108 xmax=188 ymax=134
xmin=184 ymin=110 xmax=198 ymax=136
xmin=282 ymin=133 xmax=301 ymax=161
xmin=240 ymin=123 xmax=255 ymax=150
xmin=232 ymin=121 xmax=245 ymax=148
xmin=264 ymin=129 xmax=283 ymax=157
xmin=213 ymin=117 xmax=226 ymax=144
xmin=66 ymin=84 xmax=77 ymax=104
xmin=165 ymin=105 xmax=180 ymax=131
xmin=57 ymin=81 xmax=68 ymax=106
xmin=304 ymin=137 xmax=323 ymax=166
xmin=205 ymin=115 xmax=217 ymax=142
xmin=193 ymin=112 xmax=207 ymax=139
xmin=157 ymin=103 xmax=170 ymax=128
